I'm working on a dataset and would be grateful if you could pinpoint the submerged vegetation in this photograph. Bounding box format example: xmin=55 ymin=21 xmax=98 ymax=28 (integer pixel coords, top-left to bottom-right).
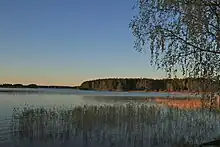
xmin=10 ymin=104 xmax=220 ymax=147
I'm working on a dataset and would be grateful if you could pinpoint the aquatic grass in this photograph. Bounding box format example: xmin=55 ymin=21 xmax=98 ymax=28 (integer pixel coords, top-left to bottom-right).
xmin=10 ymin=104 xmax=220 ymax=147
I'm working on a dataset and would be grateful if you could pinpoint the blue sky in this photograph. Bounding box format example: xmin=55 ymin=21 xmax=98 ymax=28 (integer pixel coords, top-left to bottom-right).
xmin=0 ymin=0 xmax=167 ymax=86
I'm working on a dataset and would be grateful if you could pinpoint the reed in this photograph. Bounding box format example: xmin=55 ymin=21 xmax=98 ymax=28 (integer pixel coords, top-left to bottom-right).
xmin=10 ymin=104 xmax=220 ymax=147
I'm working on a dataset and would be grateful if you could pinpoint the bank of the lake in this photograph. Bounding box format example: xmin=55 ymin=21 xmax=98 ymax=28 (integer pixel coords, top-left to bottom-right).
xmin=79 ymin=78 xmax=212 ymax=92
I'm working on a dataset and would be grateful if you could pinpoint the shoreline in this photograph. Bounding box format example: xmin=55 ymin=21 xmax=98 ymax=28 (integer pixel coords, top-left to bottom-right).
xmin=0 ymin=86 xmax=78 ymax=89
xmin=0 ymin=87 xmax=203 ymax=93
xmin=0 ymin=87 xmax=216 ymax=96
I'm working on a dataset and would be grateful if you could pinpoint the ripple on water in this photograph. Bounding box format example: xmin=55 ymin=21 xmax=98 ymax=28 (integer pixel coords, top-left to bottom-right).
xmin=0 ymin=119 xmax=12 ymax=145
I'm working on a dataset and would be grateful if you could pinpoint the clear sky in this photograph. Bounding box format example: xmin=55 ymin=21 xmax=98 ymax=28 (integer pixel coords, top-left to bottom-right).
xmin=0 ymin=0 xmax=168 ymax=86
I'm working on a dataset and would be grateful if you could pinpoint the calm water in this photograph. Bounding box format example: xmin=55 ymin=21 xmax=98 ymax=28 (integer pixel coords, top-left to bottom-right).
xmin=0 ymin=88 xmax=175 ymax=118
xmin=0 ymin=88 xmax=197 ymax=118
xmin=0 ymin=88 xmax=218 ymax=147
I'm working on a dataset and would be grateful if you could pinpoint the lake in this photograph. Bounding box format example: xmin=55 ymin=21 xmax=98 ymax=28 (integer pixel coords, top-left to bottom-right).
xmin=0 ymin=88 xmax=219 ymax=147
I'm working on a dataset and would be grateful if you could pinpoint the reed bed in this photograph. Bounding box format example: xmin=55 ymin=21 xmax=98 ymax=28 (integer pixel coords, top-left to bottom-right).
xmin=10 ymin=104 xmax=220 ymax=147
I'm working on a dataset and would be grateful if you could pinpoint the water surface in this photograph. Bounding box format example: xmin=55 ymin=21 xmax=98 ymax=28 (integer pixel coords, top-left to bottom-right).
xmin=0 ymin=88 xmax=216 ymax=147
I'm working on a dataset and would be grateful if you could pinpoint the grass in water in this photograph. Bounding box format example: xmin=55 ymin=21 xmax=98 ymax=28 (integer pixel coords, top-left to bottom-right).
xmin=10 ymin=103 xmax=220 ymax=147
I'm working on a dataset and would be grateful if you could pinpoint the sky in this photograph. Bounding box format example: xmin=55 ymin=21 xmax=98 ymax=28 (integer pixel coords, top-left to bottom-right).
xmin=0 ymin=0 xmax=168 ymax=86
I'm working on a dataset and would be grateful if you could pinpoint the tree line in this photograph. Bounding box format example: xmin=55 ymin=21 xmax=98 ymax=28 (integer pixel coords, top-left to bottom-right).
xmin=79 ymin=78 xmax=210 ymax=92
xmin=0 ymin=84 xmax=77 ymax=89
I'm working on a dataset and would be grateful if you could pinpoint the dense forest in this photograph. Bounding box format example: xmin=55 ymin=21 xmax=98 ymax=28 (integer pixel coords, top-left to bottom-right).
xmin=79 ymin=78 xmax=209 ymax=92
xmin=0 ymin=77 xmax=215 ymax=92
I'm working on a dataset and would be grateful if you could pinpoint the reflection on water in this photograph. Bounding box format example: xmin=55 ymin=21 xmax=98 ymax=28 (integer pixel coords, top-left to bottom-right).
xmin=0 ymin=88 xmax=200 ymax=97
xmin=0 ymin=90 xmax=216 ymax=147
xmin=1 ymin=104 xmax=220 ymax=147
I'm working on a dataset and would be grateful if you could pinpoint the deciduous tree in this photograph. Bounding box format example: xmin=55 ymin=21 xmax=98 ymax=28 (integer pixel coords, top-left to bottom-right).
xmin=130 ymin=0 xmax=220 ymax=106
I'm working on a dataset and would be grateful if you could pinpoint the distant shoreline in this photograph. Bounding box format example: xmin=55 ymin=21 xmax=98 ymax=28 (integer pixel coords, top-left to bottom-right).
xmin=0 ymin=86 xmax=199 ymax=93
xmin=0 ymin=84 xmax=78 ymax=89
xmin=0 ymin=84 xmax=210 ymax=96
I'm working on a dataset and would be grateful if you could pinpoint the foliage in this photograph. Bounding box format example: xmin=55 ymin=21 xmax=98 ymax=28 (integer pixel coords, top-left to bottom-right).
xmin=80 ymin=78 xmax=208 ymax=92
xmin=130 ymin=0 xmax=220 ymax=104
xmin=10 ymin=104 xmax=220 ymax=147
xmin=130 ymin=0 xmax=220 ymax=77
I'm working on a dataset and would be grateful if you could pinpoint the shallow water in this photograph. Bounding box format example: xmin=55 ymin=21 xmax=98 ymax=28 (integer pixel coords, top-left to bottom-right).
xmin=0 ymin=88 xmax=166 ymax=118
xmin=0 ymin=88 xmax=216 ymax=147
xmin=0 ymin=88 xmax=198 ymax=97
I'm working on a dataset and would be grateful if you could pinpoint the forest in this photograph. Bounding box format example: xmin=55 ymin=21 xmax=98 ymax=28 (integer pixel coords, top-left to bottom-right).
xmin=79 ymin=78 xmax=208 ymax=92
